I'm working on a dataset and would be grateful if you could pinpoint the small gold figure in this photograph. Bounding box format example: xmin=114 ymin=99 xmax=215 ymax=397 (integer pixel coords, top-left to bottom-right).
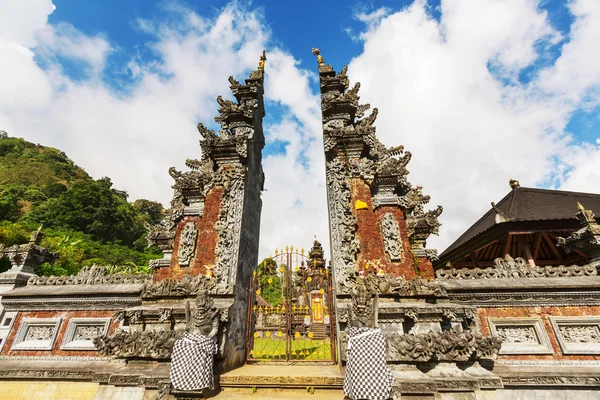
xmin=258 ymin=50 xmax=267 ymax=71
xmin=312 ymin=48 xmax=323 ymax=64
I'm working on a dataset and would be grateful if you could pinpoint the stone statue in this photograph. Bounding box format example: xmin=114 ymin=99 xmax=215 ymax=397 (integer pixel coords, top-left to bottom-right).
xmin=348 ymin=277 xmax=378 ymax=328
xmin=185 ymin=292 xmax=219 ymax=338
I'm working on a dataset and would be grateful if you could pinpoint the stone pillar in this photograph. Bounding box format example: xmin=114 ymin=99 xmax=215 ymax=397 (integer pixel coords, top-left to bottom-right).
xmin=144 ymin=53 xmax=267 ymax=371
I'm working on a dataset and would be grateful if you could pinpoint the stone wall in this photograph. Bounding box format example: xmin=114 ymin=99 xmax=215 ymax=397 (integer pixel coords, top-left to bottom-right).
xmin=350 ymin=178 xmax=434 ymax=279
xmin=0 ymin=381 xmax=101 ymax=400
xmin=1 ymin=310 xmax=117 ymax=357
xmin=153 ymin=186 xmax=223 ymax=282
xmin=479 ymin=305 xmax=600 ymax=361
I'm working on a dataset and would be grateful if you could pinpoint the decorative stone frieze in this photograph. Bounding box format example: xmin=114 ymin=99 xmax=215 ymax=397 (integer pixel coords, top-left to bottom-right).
xmin=550 ymin=316 xmax=600 ymax=354
xmin=337 ymin=329 xmax=501 ymax=363
xmin=488 ymin=317 xmax=552 ymax=355
xmin=93 ymin=327 xmax=182 ymax=359
xmin=436 ymin=254 xmax=597 ymax=279
xmin=11 ymin=318 xmax=62 ymax=350
xmin=142 ymin=275 xmax=216 ymax=298
xmin=27 ymin=265 xmax=152 ymax=286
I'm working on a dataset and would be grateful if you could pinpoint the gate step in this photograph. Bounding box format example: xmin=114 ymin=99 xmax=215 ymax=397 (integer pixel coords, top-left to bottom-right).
xmin=220 ymin=364 xmax=343 ymax=389
xmin=310 ymin=323 xmax=327 ymax=340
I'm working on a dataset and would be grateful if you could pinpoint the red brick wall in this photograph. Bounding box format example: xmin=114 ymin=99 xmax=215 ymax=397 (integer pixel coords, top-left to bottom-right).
xmin=479 ymin=306 xmax=600 ymax=361
xmin=1 ymin=310 xmax=119 ymax=357
xmin=153 ymin=186 xmax=223 ymax=282
xmin=350 ymin=178 xmax=433 ymax=280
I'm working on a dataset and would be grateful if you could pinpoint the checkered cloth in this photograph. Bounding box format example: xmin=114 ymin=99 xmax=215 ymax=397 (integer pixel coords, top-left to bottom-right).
xmin=344 ymin=327 xmax=393 ymax=400
xmin=170 ymin=332 xmax=218 ymax=391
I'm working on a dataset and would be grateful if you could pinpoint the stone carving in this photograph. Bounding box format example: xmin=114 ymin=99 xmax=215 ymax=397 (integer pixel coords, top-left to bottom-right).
xmin=386 ymin=330 xmax=501 ymax=362
xmin=436 ymin=254 xmax=598 ymax=279
xmin=24 ymin=326 xmax=54 ymax=341
xmin=158 ymin=308 xmax=173 ymax=323
xmin=557 ymin=203 xmax=600 ymax=260
xmin=93 ymin=328 xmax=182 ymax=359
xmin=177 ymin=222 xmax=198 ymax=267
xmin=73 ymin=325 xmax=105 ymax=341
xmin=142 ymin=275 xmax=216 ymax=298
xmin=559 ymin=325 xmax=600 ymax=343
xmin=380 ymin=213 xmax=403 ymax=262
xmin=496 ymin=326 xmax=537 ymax=344
xmin=348 ymin=277 xmax=376 ymax=327
xmin=185 ymin=292 xmax=219 ymax=337
xmin=27 ymin=265 xmax=152 ymax=286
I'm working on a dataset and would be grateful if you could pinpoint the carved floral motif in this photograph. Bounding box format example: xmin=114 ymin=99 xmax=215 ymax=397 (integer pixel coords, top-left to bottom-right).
xmin=24 ymin=326 xmax=54 ymax=341
xmin=385 ymin=330 xmax=501 ymax=362
xmin=559 ymin=325 xmax=600 ymax=344
xmin=93 ymin=328 xmax=182 ymax=359
xmin=496 ymin=326 xmax=538 ymax=344
xmin=73 ymin=325 xmax=105 ymax=341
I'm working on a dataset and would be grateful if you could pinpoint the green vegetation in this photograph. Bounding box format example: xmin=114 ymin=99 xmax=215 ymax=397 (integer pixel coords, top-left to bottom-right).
xmin=0 ymin=134 xmax=162 ymax=276
xmin=256 ymin=257 xmax=284 ymax=306
xmin=250 ymin=338 xmax=332 ymax=361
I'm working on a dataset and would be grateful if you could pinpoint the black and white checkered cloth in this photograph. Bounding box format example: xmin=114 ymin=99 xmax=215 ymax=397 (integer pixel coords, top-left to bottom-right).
xmin=344 ymin=327 xmax=393 ymax=400
xmin=170 ymin=332 xmax=218 ymax=391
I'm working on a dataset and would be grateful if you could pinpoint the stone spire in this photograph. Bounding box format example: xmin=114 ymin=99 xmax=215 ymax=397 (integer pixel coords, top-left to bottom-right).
xmin=147 ymin=51 xmax=266 ymax=293
xmin=314 ymin=49 xmax=442 ymax=291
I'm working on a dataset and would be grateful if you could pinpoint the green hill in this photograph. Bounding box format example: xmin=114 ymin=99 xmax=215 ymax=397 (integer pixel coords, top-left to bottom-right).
xmin=0 ymin=132 xmax=163 ymax=275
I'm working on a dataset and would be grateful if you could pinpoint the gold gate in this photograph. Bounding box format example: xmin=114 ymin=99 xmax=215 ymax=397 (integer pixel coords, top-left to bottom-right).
xmin=246 ymin=245 xmax=336 ymax=362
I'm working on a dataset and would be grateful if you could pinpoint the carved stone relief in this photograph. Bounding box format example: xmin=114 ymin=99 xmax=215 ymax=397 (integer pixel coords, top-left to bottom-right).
xmin=380 ymin=213 xmax=403 ymax=262
xmin=61 ymin=318 xmax=111 ymax=351
xmin=550 ymin=316 xmax=600 ymax=354
xmin=488 ymin=317 xmax=552 ymax=355
xmin=177 ymin=222 xmax=198 ymax=267
xmin=11 ymin=318 xmax=62 ymax=351
xmin=325 ymin=158 xmax=359 ymax=293
xmin=213 ymin=165 xmax=245 ymax=293
xmin=496 ymin=326 xmax=538 ymax=344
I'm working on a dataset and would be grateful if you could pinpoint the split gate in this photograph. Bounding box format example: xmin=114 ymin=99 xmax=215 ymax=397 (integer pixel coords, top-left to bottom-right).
xmin=246 ymin=247 xmax=336 ymax=363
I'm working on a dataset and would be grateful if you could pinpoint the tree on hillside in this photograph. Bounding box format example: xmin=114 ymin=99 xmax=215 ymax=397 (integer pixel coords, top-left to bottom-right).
xmin=25 ymin=177 xmax=146 ymax=246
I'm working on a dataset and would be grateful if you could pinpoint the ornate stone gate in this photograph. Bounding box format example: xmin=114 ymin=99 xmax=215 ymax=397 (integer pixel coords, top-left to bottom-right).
xmin=246 ymin=241 xmax=337 ymax=363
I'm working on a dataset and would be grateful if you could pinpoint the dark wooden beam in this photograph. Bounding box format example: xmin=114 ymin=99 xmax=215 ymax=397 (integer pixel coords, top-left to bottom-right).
xmin=503 ymin=234 xmax=513 ymax=257
xmin=470 ymin=251 xmax=479 ymax=268
xmin=519 ymin=235 xmax=536 ymax=268
xmin=542 ymin=233 xmax=563 ymax=262
xmin=532 ymin=233 xmax=543 ymax=261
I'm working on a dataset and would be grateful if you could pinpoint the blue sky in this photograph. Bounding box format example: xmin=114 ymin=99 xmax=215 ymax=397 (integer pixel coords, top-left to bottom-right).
xmin=1 ymin=0 xmax=599 ymax=257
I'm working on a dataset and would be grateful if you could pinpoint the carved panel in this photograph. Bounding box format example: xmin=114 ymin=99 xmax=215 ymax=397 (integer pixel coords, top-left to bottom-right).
xmin=11 ymin=318 xmax=62 ymax=350
xmin=380 ymin=213 xmax=403 ymax=262
xmin=61 ymin=318 xmax=111 ymax=351
xmin=488 ymin=317 xmax=552 ymax=354
xmin=550 ymin=316 xmax=600 ymax=354
xmin=177 ymin=222 xmax=198 ymax=267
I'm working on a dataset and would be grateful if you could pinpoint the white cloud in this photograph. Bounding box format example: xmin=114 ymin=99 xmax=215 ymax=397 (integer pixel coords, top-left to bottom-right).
xmin=347 ymin=0 xmax=600 ymax=251
xmin=1 ymin=0 xmax=599 ymax=265
xmin=0 ymin=0 xmax=328 ymax=259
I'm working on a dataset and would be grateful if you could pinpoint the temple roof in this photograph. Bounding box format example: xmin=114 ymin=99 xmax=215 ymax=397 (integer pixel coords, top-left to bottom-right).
xmin=439 ymin=187 xmax=600 ymax=261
